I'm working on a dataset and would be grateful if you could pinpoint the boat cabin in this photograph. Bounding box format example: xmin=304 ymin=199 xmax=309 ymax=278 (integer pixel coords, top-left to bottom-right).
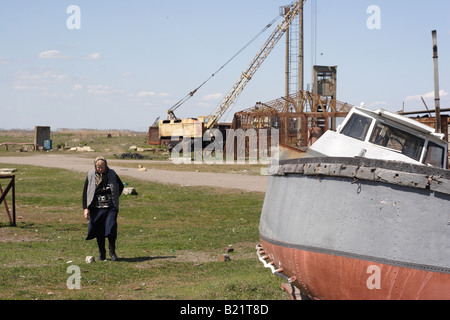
xmin=308 ymin=107 xmax=448 ymax=168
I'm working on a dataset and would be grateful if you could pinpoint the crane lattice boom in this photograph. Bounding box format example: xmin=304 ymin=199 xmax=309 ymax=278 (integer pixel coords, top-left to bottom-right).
xmin=206 ymin=0 xmax=305 ymax=129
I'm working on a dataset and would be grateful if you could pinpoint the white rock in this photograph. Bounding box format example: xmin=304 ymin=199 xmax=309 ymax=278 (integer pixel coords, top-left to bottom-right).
xmin=123 ymin=187 xmax=137 ymax=195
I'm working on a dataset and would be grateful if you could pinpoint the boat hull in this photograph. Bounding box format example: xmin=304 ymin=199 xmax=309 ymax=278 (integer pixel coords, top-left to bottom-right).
xmin=259 ymin=157 xmax=450 ymax=300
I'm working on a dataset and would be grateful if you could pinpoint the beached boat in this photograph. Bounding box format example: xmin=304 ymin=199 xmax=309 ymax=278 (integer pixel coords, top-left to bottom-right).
xmin=257 ymin=107 xmax=450 ymax=300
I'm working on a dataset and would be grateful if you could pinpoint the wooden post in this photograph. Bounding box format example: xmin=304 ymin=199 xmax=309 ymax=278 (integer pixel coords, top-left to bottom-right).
xmin=0 ymin=175 xmax=16 ymax=226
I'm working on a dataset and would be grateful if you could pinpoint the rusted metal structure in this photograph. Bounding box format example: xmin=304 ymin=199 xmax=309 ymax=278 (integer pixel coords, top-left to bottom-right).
xmin=147 ymin=126 xmax=160 ymax=146
xmin=313 ymin=66 xmax=338 ymax=131
xmin=231 ymin=90 xmax=352 ymax=152
xmin=0 ymin=174 xmax=16 ymax=226
xmin=412 ymin=114 xmax=449 ymax=142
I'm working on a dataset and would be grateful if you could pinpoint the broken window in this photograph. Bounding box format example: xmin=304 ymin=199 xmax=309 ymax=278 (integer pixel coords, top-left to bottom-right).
xmin=424 ymin=141 xmax=445 ymax=168
xmin=369 ymin=122 xmax=424 ymax=162
xmin=341 ymin=113 xmax=372 ymax=141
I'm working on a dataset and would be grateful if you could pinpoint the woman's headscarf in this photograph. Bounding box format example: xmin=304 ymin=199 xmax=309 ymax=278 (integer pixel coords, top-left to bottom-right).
xmin=94 ymin=156 xmax=108 ymax=186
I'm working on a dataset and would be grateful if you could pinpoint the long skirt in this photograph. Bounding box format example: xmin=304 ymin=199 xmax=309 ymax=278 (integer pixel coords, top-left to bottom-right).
xmin=86 ymin=207 xmax=118 ymax=241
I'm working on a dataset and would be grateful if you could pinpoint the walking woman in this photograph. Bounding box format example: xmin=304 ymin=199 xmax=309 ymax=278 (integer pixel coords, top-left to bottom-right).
xmin=83 ymin=156 xmax=124 ymax=261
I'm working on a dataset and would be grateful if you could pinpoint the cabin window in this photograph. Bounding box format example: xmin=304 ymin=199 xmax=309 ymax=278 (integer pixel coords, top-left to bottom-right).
xmin=369 ymin=122 xmax=424 ymax=161
xmin=341 ymin=114 xmax=372 ymax=141
xmin=424 ymin=141 xmax=444 ymax=168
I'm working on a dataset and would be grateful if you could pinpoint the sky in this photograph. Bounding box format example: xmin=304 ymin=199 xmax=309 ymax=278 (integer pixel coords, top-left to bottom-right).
xmin=0 ymin=0 xmax=449 ymax=131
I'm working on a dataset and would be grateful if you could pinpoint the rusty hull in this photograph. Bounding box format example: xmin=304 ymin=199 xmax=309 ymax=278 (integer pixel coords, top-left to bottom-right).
xmin=259 ymin=238 xmax=450 ymax=300
xmin=258 ymin=157 xmax=450 ymax=300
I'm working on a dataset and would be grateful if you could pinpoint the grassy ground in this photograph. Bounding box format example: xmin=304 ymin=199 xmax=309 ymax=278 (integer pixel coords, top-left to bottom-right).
xmin=0 ymin=129 xmax=164 ymax=159
xmin=0 ymin=163 xmax=287 ymax=300
xmin=0 ymin=128 xmax=268 ymax=175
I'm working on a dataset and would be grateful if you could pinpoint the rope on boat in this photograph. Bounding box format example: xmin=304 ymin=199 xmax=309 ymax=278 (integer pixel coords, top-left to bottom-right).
xmin=256 ymin=244 xmax=291 ymax=282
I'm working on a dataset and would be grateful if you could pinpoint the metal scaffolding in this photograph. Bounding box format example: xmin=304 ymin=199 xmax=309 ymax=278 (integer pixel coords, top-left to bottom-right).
xmin=231 ymin=90 xmax=352 ymax=150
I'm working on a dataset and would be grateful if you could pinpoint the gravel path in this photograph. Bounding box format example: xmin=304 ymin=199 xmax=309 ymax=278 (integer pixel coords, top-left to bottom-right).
xmin=0 ymin=154 xmax=268 ymax=193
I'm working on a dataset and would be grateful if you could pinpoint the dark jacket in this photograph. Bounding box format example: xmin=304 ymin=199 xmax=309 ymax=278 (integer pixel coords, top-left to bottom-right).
xmin=82 ymin=168 xmax=124 ymax=210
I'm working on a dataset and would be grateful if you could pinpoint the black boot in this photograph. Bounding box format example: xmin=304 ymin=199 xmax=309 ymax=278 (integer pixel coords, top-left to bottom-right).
xmin=97 ymin=237 xmax=107 ymax=261
xmin=109 ymin=237 xmax=118 ymax=261
xmin=98 ymin=250 xmax=107 ymax=261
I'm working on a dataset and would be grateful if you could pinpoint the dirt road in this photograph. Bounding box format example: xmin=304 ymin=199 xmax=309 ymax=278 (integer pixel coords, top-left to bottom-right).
xmin=0 ymin=154 xmax=269 ymax=193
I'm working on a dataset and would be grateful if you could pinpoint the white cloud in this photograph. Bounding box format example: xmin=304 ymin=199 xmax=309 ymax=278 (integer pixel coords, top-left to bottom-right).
xmin=367 ymin=101 xmax=388 ymax=108
xmin=196 ymin=102 xmax=212 ymax=107
xmin=16 ymin=70 xmax=68 ymax=82
xmin=87 ymin=85 xmax=124 ymax=95
xmin=136 ymin=91 xmax=170 ymax=98
xmin=12 ymin=69 xmax=69 ymax=91
xmin=424 ymin=90 xmax=448 ymax=98
xmin=39 ymin=91 xmax=58 ymax=98
xmin=0 ymin=57 xmax=9 ymax=64
xmin=405 ymin=90 xmax=448 ymax=101
xmin=38 ymin=50 xmax=69 ymax=60
xmin=12 ymin=84 xmax=39 ymax=91
xmin=137 ymin=91 xmax=156 ymax=98
xmin=404 ymin=94 xmax=421 ymax=101
xmin=201 ymin=93 xmax=222 ymax=101
xmin=72 ymin=84 xmax=83 ymax=90
xmin=84 ymin=53 xmax=101 ymax=60
xmin=190 ymin=93 xmax=222 ymax=109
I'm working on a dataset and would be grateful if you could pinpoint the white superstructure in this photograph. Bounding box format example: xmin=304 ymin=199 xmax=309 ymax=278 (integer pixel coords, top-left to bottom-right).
xmin=308 ymin=106 xmax=448 ymax=168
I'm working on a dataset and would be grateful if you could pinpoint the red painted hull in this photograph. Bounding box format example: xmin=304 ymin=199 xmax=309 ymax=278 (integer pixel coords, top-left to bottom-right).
xmin=260 ymin=238 xmax=450 ymax=300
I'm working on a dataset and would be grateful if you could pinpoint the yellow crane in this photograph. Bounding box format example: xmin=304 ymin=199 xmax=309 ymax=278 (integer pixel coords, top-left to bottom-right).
xmin=159 ymin=0 xmax=306 ymax=147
